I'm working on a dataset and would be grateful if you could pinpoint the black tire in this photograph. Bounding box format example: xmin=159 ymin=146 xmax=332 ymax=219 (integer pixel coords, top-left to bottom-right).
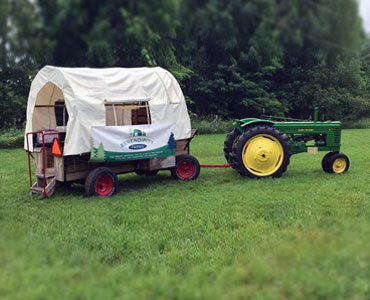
xmin=223 ymin=128 xmax=241 ymax=167
xmin=85 ymin=167 xmax=118 ymax=197
xmin=232 ymin=125 xmax=290 ymax=178
xmin=145 ymin=170 xmax=159 ymax=176
xmin=135 ymin=170 xmax=146 ymax=176
xmin=326 ymin=152 xmax=350 ymax=174
xmin=321 ymin=152 xmax=335 ymax=173
xmin=171 ymin=154 xmax=200 ymax=181
xmin=135 ymin=170 xmax=159 ymax=177
xmin=55 ymin=181 xmax=73 ymax=188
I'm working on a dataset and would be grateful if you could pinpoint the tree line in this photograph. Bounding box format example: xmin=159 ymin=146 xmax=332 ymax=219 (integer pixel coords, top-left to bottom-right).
xmin=1 ymin=0 xmax=370 ymax=128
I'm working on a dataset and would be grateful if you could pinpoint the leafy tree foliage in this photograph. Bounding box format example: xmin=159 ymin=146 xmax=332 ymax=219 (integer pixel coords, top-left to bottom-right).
xmin=274 ymin=0 xmax=370 ymax=120
xmin=0 ymin=0 xmax=369 ymax=128
xmin=177 ymin=0 xmax=285 ymax=118
xmin=0 ymin=66 xmax=31 ymax=127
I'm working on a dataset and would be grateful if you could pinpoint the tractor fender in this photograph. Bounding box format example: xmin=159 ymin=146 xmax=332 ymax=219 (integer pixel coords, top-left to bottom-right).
xmin=233 ymin=118 xmax=275 ymax=133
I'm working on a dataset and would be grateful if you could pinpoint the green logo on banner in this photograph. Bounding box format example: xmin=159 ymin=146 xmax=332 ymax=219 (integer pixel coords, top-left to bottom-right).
xmin=129 ymin=129 xmax=146 ymax=137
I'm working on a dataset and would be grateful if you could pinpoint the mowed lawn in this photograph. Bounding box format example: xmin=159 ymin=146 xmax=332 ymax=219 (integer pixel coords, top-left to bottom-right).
xmin=1 ymin=129 xmax=370 ymax=300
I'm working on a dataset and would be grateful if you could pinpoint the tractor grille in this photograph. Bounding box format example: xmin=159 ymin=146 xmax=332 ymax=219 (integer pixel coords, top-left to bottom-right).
xmin=334 ymin=128 xmax=341 ymax=145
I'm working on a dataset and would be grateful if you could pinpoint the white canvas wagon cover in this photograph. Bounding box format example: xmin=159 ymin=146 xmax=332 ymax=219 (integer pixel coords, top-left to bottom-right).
xmin=24 ymin=66 xmax=191 ymax=155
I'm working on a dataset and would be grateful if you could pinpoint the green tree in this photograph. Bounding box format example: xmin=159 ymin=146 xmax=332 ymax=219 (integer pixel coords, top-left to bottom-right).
xmin=178 ymin=0 xmax=285 ymax=118
xmin=90 ymin=138 xmax=98 ymax=158
xmin=167 ymin=132 xmax=176 ymax=154
xmin=0 ymin=66 xmax=31 ymax=128
xmin=274 ymin=0 xmax=369 ymax=120
xmin=0 ymin=0 xmax=39 ymax=128
xmin=1 ymin=0 xmax=369 ymax=129
xmin=96 ymin=142 xmax=105 ymax=161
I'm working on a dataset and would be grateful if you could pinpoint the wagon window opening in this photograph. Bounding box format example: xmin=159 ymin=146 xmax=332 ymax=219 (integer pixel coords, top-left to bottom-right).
xmin=54 ymin=100 xmax=69 ymax=127
xmin=105 ymin=101 xmax=151 ymax=126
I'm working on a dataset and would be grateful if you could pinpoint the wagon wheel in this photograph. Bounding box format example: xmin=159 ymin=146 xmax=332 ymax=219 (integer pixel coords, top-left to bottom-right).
xmin=223 ymin=128 xmax=241 ymax=167
xmin=145 ymin=170 xmax=159 ymax=176
xmin=135 ymin=170 xmax=159 ymax=177
xmin=326 ymin=153 xmax=350 ymax=174
xmin=232 ymin=125 xmax=290 ymax=178
xmin=85 ymin=167 xmax=118 ymax=197
xmin=171 ymin=154 xmax=200 ymax=181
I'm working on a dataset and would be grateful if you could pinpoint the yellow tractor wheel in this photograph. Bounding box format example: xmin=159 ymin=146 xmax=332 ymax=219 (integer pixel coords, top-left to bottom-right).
xmin=327 ymin=153 xmax=350 ymax=174
xmin=232 ymin=125 xmax=290 ymax=178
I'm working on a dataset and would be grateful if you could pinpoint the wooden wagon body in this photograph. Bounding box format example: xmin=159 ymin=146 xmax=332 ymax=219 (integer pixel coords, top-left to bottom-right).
xmin=25 ymin=66 xmax=200 ymax=197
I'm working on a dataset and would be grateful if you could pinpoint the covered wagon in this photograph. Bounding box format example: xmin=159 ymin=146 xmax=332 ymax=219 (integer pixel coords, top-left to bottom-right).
xmin=25 ymin=66 xmax=200 ymax=197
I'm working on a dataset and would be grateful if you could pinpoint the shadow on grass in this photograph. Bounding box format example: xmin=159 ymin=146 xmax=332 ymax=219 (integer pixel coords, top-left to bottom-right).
xmin=48 ymin=164 xmax=346 ymax=201
xmin=51 ymin=171 xmax=175 ymax=199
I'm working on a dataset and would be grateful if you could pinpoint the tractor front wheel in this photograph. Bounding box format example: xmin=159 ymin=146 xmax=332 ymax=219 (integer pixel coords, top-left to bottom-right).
xmin=321 ymin=152 xmax=335 ymax=173
xmin=326 ymin=153 xmax=350 ymax=174
xmin=232 ymin=125 xmax=290 ymax=178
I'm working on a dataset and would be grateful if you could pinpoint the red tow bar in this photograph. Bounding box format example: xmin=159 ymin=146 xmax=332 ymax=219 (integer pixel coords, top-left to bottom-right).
xmin=200 ymin=164 xmax=230 ymax=168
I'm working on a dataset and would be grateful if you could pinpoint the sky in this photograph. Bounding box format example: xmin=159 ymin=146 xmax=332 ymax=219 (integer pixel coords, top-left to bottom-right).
xmin=359 ymin=0 xmax=370 ymax=33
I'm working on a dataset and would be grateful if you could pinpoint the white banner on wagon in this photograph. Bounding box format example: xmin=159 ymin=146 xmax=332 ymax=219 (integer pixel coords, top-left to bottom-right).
xmin=90 ymin=123 xmax=176 ymax=162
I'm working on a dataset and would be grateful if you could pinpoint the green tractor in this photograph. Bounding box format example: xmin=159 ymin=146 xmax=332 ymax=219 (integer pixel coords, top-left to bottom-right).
xmin=224 ymin=108 xmax=350 ymax=178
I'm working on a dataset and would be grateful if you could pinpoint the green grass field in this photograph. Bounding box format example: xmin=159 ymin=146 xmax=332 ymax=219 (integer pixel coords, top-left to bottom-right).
xmin=1 ymin=129 xmax=370 ymax=299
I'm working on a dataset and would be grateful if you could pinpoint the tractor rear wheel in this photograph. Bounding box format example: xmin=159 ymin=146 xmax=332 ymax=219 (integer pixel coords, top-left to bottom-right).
xmin=232 ymin=125 xmax=290 ymax=178
xmin=327 ymin=153 xmax=350 ymax=174
xmin=223 ymin=128 xmax=241 ymax=167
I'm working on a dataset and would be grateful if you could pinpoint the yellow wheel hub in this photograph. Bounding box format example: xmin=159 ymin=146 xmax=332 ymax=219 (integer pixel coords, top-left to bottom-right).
xmin=332 ymin=158 xmax=347 ymax=173
xmin=242 ymin=134 xmax=284 ymax=176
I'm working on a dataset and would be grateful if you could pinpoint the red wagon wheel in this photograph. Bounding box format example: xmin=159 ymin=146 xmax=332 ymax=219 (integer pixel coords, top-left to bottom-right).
xmin=95 ymin=174 xmax=114 ymax=196
xmin=171 ymin=154 xmax=200 ymax=180
xmin=177 ymin=160 xmax=196 ymax=179
xmin=85 ymin=167 xmax=118 ymax=197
